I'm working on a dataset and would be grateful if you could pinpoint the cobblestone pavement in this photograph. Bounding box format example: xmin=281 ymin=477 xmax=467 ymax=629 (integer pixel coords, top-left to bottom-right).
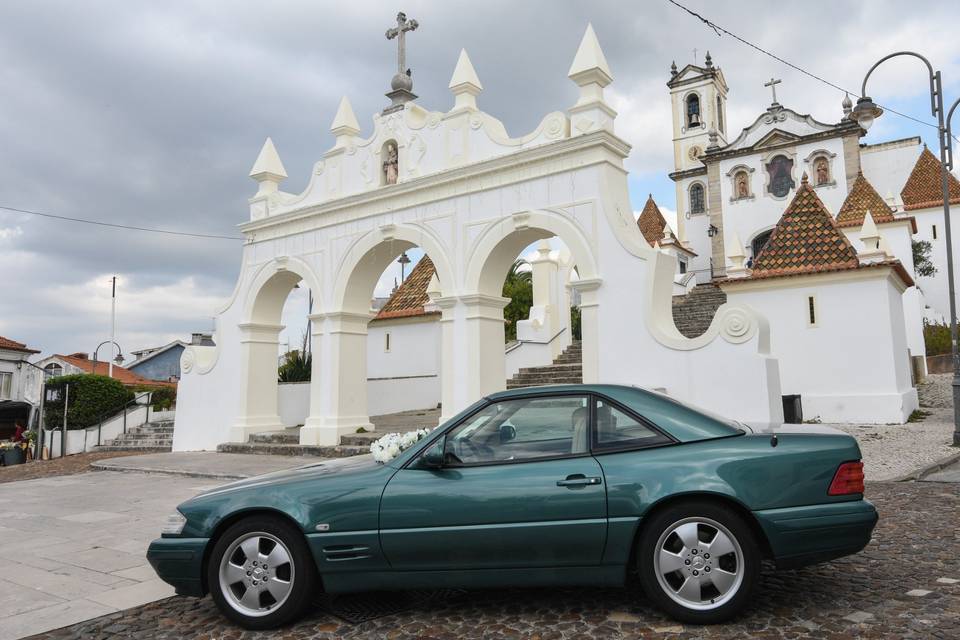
xmin=0 ymin=451 xmax=144 ymax=484
xmin=28 ymin=482 xmax=960 ymax=640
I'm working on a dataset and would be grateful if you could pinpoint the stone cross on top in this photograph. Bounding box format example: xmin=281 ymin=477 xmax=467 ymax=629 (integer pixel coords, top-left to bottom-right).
xmin=764 ymin=77 xmax=782 ymax=105
xmin=384 ymin=11 xmax=420 ymax=112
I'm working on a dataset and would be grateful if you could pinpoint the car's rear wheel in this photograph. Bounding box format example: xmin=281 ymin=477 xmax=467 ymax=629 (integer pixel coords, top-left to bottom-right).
xmin=207 ymin=515 xmax=317 ymax=630
xmin=637 ymin=500 xmax=760 ymax=624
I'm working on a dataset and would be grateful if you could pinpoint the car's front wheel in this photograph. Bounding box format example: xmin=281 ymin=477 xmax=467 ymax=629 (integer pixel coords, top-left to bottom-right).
xmin=637 ymin=500 xmax=760 ymax=624
xmin=207 ymin=515 xmax=317 ymax=629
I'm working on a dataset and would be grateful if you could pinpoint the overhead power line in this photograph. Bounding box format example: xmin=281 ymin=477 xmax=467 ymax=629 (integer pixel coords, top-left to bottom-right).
xmin=0 ymin=204 xmax=242 ymax=241
xmin=665 ymin=0 xmax=959 ymax=142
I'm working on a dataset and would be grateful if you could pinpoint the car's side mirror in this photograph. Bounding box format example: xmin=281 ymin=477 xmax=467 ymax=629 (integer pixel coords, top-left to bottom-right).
xmin=499 ymin=424 xmax=517 ymax=444
xmin=419 ymin=438 xmax=445 ymax=469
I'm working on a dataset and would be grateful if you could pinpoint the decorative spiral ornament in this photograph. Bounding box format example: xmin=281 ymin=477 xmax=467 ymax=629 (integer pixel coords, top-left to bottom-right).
xmin=180 ymin=348 xmax=196 ymax=374
xmin=721 ymin=307 xmax=753 ymax=343
xmin=545 ymin=114 xmax=564 ymax=139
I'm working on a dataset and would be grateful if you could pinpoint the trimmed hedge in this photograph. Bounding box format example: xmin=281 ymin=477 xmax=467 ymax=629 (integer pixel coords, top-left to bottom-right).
xmin=44 ymin=374 xmax=135 ymax=430
xmin=134 ymin=384 xmax=177 ymax=411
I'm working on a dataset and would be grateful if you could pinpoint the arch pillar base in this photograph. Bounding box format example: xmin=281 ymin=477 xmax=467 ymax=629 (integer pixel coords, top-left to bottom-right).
xmin=231 ymin=321 xmax=285 ymax=444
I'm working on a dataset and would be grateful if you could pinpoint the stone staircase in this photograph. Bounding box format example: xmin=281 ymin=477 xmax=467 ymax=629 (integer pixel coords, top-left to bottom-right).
xmin=217 ymin=408 xmax=441 ymax=458
xmin=672 ymin=283 xmax=727 ymax=338
xmin=506 ymin=341 xmax=583 ymax=389
xmin=97 ymin=419 xmax=174 ymax=452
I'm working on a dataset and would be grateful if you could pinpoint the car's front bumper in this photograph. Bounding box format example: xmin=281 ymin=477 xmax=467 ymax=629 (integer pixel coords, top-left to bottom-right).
xmin=146 ymin=537 xmax=209 ymax=597
xmin=754 ymin=498 xmax=878 ymax=569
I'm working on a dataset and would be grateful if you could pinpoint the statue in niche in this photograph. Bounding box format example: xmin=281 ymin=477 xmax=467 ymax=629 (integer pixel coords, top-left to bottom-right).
xmin=815 ymin=157 xmax=830 ymax=185
xmin=736 ymin=172 xmax=749 ymax=199
xmin=383 ymin=141 xmax=399 ymax=185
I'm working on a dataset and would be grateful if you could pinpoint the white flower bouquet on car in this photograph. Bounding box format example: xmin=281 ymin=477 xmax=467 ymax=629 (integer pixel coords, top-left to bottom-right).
xmin=370 ymin=428 xmax=434 ymax=464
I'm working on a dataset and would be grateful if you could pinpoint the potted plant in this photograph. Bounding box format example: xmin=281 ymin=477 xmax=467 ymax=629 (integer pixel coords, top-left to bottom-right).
xmin=0 ymin=442 xmax=26 ymax=466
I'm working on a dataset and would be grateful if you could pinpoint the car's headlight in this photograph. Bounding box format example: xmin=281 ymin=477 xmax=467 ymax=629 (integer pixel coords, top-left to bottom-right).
xmin=161 ymin=512 xmax=187 ymax=536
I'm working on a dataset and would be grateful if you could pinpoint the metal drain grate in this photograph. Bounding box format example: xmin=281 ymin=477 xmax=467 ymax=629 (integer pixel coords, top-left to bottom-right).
xmin=315 ymin=589 xmax=465 ymax=624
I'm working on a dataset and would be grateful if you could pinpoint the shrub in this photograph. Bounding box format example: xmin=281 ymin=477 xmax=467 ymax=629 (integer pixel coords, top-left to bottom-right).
xmin=43 ymin=374 xmax=135 ymax=430
xmin=147 ymin=386 xmax=177 ymax=411
xmin=278 ymin=350 xmax=312 ymax=382
xmin=924 ymin=321 xmax=952 ymax=356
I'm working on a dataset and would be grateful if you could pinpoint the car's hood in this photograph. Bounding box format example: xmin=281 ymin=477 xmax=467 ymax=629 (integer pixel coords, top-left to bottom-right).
xmin=195 ymin=454 xmax=380 ymax=499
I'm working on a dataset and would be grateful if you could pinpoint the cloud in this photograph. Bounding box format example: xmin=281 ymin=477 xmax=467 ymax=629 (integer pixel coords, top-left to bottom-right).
xmin=0 ymin=0 xmax=956 ymax=357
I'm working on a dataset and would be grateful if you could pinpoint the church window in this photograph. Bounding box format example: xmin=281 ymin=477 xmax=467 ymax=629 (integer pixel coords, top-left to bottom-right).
xmin=751 ymin=230 xmax=772 ymax=260
xmin=716 ymin=96 xmax=724 ymax=133
xmin=689 ymin=183 xmax=705 ymax=214
xmin=679 ymin=258 xmax=688 ymax=274
xmin=766 ymin=155 xmax=795 ymax=198
xmin=686 ymin=94 xmax=702 ymax=128
xmin=384 ymin=332 xmax=391 ymax=352
xmin=807 ymin=296 xmax=817 ymax=326
xmin=933 ymin=225 xmax=938 ymax=240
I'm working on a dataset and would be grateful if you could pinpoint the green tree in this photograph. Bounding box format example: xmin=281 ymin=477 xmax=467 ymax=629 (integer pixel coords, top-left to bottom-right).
xmin=570 ymin=305 xmax=582 ymax=341
xmin=502 ymin=259 xmax=533 ymax=342
xmin=913 ymin=239 xmax=937 ymax=278
xmin=924 ymin=320 xmax=952 ymax=356
xmin=278 ymin=350 xmax=312 ymax=382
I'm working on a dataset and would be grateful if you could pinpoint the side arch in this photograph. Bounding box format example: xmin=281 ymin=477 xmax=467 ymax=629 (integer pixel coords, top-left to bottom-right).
xmin=331 ymin=223 xmax=456 ymax=314
xmin=242 ymin=255 xmax=325 ymax=324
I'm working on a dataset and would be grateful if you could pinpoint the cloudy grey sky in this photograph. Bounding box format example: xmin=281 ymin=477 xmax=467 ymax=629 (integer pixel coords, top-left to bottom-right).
xmin=1 ymin=0 xmax=958 ymax=359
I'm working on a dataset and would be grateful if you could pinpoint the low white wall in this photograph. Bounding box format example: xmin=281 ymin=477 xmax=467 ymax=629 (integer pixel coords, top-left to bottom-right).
xmin=276 ymin=376 xmax=439 ymax=426
xmin=278 ymin=382 xmax=310 ymax=427
xmin=41 ymin=407 xmax=175 ymax=456
xmin=505 ymin=341 xmax=555 ymax=379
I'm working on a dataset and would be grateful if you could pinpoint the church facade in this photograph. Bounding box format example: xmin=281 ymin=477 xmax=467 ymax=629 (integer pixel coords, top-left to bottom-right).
xmin=660 ymin=54 xmax=960 ymax=422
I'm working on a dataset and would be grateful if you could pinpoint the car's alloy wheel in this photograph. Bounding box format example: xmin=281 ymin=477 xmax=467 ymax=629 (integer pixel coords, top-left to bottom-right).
xmin=653 ymin=517 xmax=743 ymax=610
xmin=637 ymin=500 xmax=759 ymax=624
xmin=218 ymin=532 xmax=295 ymax=617
xmin=207 ymin=516 xmax=317 ymax=630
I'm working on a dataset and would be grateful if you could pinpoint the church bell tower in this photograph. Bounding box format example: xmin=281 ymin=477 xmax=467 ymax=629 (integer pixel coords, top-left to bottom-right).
xmin=667 ymin=52 xmax=729 ymax=173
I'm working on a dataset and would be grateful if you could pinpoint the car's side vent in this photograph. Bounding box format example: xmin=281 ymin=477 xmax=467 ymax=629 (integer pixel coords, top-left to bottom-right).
xmin=322 ymin=544 xmax=372 ymax=561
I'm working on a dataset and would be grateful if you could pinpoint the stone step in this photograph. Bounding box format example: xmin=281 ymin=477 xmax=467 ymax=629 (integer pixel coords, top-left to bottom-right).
xmin=516 ymin=363 xmax=582 ymax=375
xmin=217 ymin=442 xmax=368 ymax=458
xmin=96 ymin=445 xmax=172 ymax=452
xmin=250 ymin=431 xmax=300 ymax=445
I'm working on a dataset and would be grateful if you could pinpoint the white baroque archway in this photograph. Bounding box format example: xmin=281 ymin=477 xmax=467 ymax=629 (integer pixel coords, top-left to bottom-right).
xmin=173 ymin=27 xmax=783 ymax=452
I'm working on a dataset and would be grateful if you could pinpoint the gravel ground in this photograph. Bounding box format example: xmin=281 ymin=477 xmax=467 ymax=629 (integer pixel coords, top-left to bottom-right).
xmin=26 ymin=481 xmax=960 ymax=640
xmin=0 ymin=450 xmax=145 ymax=484
xmin=918 ymin=373 xmax=955 ymax=408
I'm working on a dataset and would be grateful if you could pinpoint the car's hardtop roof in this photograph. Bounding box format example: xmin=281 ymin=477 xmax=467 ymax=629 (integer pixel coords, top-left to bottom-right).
xmin=486 ymin=383 xmax=743 ymax=443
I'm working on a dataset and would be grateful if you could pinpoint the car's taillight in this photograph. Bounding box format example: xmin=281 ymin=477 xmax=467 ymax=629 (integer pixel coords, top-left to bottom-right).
xmin=828 ymin=461 xmax=865 ymax=496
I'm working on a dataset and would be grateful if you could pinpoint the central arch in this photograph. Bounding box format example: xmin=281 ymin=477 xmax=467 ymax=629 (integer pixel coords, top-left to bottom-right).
xmin=462 ymin=209 xmax=601 ymax=401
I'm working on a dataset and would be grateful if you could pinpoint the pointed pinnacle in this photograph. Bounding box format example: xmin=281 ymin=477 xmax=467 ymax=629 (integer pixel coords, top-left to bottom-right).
xmin=568 ymin=23 xmax=612 ymax=82
xmin=449 ymin=49 xmax=482 ymax=91
xmin=250 ymin=137 xmax=287 ymax=180
xmin=331 ymin=96 xmax=361 ymax=135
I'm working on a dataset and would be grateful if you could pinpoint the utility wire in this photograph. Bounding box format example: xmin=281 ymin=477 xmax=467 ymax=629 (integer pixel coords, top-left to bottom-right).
xmin=0 ymin=204 xmax=242 ymax=241
xmin=665 ymin=0 xmax=960 ymax=143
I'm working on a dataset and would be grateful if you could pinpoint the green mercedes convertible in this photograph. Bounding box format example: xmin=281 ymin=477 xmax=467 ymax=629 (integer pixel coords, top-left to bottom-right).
xmin=148 ymin=385 xmax=876 ymax=628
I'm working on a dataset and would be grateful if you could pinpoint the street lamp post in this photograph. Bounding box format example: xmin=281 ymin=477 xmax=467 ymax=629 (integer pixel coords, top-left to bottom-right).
xmin=92 ymin=340 xmax=125 ymax=378
xmin=852 ymin=51 xmax=960 ymax=446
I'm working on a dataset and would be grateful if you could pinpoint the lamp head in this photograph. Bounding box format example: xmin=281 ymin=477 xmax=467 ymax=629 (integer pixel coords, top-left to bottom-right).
xmin=852 ymin=96 xmax=883 ymax=130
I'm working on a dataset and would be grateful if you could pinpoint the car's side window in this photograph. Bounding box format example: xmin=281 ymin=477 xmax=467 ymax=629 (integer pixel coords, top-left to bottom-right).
xmin=593 ymin=399 xmax=669 ymax=451
xmin=443 ymin=395 xmax=589 ymax=466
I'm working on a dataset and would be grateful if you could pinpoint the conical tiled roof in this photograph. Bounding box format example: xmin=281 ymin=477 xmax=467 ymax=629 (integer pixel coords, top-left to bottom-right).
xmin=900 ymin=147 xmax=960 ymax=211
xmin=372 ymin=256 xmax=439 ymax=321
xmin=836 ymin=172 xmax=896 ymax=228
xmin=750 ymin=175 xmax=860 ymax=279
xmin=637 ymin=194 xmax=667 ymax=246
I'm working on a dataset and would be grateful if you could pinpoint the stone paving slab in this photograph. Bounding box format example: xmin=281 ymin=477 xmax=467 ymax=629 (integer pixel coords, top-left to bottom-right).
xmin=25 ymin=482 xmax=960 ymax=640
xmin=923 ymin=456 xmax=960 ymax=482
xmin=0 ymin=471 xmax=221 ymax=639
xmin=91 ymin=451 xmax=326 ymax=479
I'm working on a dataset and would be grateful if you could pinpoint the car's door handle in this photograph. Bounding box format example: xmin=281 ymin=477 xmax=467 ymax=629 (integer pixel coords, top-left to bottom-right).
xmin=556 ymin=475 xmax=602 ymax=487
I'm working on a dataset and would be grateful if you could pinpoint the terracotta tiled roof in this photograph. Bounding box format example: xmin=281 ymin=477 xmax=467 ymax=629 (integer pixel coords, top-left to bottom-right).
xmin=836 ymin=172 xmax=896 ymax=228
xmin=54 ymin=354 xmax=176 ymax=388
xmin=750 ymin=175 xmax=860 ymax=279
xmin=371 ymin=256 xmax=440 ymax=322
xmin=0 ymin=336 xmax=39 ymax=354
xmin=900 ymin=147 xmax=960 ymax=211
xmin=637 ymin=194 xmax=668 ymax=246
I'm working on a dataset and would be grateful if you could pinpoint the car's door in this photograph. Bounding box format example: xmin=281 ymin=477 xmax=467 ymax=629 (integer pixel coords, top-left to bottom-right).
xmin=379 ymin=394 xmax=607 ymax=571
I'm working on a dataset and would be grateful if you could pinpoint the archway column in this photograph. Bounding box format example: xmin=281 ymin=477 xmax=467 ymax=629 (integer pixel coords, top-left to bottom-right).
xmin=299 ymin=310 xmax=374 ymax=446
xmin=571 ymin=278 xmax=602 ymax=384
xmin=435 ymin=293 xmax=509 ymax=423
xmin=229 ymin=322 xmax=285 ymax=443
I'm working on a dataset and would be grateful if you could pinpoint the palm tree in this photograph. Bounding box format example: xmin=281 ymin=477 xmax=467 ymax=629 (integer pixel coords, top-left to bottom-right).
xmin=502 ymin=259 xmax=533 ymax=342
xmin=278 ymin=350 xmax=312 ymax=382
